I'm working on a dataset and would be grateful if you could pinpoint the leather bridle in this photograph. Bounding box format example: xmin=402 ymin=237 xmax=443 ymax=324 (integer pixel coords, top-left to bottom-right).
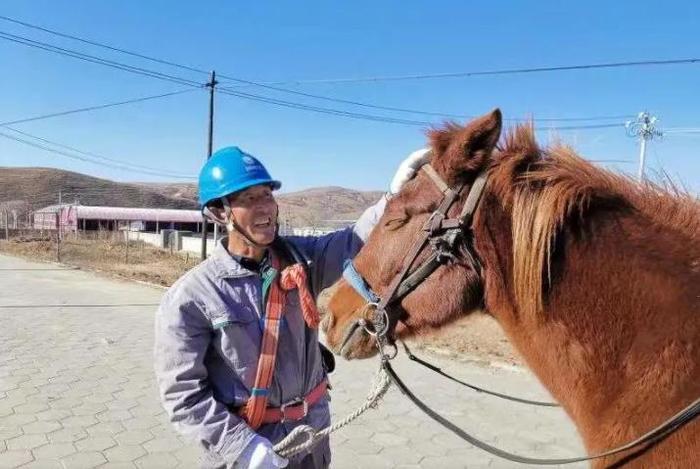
xmin=341 ymin=164 xmax=487 ymax=354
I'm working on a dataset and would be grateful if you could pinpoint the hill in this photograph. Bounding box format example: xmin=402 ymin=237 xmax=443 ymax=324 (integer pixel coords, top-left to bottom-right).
xmin=0 ymin=167 xmax=383 ymax=227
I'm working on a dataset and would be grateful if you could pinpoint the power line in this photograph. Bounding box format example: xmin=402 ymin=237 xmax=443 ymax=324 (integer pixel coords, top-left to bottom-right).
xmin=217 ymin=80 xmax=631 ymax=123
xmin=0 ymin=25 xmax=631 ymax=131
xmin=0 ymin=14 xmax=210 ymax=77
xmin=0 ymin=21 xmax=633 ymax=131
xmin=664 ymin=128 xmax=700 ymax=134
xmin=0 ymin=29 xmax=442 ymax=127
xmin=0 ymin=88 xmax=196 ymax=126
xmin=216 ymin=87 xmax=432 ymax=126
xmin=0 ymin=30 xmax=204 ymax=88
xmin=218 ymin=87 xmax=627 ymax=130
xmin=538 ymin=123 xmax=624 ymax=131
xmin=2 ymin=125 xmax=195 ymax=177
xmin=259 ymin=58 xmax=700 ymax=85
xmin=0 ymin=127 xmax=196 ymax=179
xmin=0 ymin=14 xmax=634 ymax=124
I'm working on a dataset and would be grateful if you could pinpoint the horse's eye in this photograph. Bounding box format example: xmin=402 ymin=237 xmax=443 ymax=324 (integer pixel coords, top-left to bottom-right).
xmin=384 ymin=217 xmax=407 ymax=231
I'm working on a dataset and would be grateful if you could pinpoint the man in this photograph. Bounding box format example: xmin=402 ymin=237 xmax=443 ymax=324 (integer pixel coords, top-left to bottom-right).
xmin=154 ymin=146 xmax=428 ymax=468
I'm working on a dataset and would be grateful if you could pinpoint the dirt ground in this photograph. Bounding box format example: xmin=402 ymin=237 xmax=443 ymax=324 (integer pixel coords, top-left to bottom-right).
xmin=0 ymin=236 xmax=521 ymax=366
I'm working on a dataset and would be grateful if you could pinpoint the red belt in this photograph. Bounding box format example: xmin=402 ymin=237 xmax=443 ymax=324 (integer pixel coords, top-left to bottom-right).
xmin=238 ymin=379 xmax=328 ymax=425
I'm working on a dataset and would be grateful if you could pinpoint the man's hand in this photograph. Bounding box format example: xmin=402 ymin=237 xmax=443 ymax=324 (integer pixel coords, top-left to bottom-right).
xmin=389 ymin=148 xmax=431 ymax=195
xmin=236 ymin=436 xmax=288 ymax=469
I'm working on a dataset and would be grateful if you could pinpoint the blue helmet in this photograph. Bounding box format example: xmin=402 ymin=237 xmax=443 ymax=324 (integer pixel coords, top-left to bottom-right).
xmin=198 ymin=146 xmax=281 ymax=207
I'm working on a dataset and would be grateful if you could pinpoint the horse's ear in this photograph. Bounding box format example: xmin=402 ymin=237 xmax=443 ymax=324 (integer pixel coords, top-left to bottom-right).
xmin=431 ymin=109 xmax=502 ymax=185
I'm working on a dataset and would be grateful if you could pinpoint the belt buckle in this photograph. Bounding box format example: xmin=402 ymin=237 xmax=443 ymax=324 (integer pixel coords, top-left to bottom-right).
xmin=280 ymin=398 xmax=308 ymax=422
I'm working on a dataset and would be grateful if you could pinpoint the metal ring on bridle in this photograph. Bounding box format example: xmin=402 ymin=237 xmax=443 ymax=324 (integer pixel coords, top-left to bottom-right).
xmin=365 ymin=307 xmax=390 ymax=338
xmin=358 ymin=302 xmax=382 ymax=336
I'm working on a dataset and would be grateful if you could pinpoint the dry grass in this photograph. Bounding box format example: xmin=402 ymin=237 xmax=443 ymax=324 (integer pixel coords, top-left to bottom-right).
xmin=0 ymin=234 xmax=199 ymax=286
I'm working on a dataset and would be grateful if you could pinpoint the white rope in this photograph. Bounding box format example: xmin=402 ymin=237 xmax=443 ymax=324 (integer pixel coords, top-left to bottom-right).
xmin=273 ymin=364 xmax=392 ymax=458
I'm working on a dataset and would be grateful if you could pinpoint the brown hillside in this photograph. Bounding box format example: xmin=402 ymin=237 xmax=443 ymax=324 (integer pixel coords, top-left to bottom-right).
xmin=0 ymin=167 xmax=199 ymax=210
xmin=0 ymin=168 xmax=383 ymax=226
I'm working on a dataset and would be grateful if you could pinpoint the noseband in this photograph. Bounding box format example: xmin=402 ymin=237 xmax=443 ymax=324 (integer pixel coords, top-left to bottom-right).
xmin=341 ymin=164 xmax=488 ymax=352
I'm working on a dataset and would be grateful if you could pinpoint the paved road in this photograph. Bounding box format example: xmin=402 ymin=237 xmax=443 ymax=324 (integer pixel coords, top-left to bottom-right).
xmin=0 ymin=254 xmax=585 ymax=468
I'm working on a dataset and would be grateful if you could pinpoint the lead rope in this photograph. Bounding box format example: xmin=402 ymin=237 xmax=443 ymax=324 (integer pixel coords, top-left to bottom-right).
xmin=272 ymin=363 xmax=392 ymax=458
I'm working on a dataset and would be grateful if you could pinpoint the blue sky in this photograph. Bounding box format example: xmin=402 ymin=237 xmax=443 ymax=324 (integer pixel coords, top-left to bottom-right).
xmin=0 ymin=1 xmax=699 ymax=193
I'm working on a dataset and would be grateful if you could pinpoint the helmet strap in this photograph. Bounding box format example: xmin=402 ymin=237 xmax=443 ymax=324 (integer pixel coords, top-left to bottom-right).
xmin=220 ymin=197 xmax=273 ymax=249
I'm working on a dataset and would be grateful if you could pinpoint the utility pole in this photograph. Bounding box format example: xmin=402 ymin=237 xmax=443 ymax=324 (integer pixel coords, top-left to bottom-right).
xmin=626 ymin=111 xmax=662 ymax=181
xmin=56 ymin=189 xmax=62 ymax=261
xmin=201 ymin=70 xmax=218 ymax=261
xmin=58 ymin=189 xmax=62 ymax=241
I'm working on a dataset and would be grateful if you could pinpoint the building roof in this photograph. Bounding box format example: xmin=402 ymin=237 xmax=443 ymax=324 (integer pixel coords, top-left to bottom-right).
xmin=34 ymin=205 xmax=202 ymax=223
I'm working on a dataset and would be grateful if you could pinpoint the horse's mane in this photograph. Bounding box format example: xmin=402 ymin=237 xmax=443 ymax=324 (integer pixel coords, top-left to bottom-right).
xmin=488 ymin=124 xmax=700 ymax=317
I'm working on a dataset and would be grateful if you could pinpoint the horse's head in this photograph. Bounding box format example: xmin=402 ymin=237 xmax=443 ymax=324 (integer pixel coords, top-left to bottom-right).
xmin=322 ymin=109 xmax=502 ymax=359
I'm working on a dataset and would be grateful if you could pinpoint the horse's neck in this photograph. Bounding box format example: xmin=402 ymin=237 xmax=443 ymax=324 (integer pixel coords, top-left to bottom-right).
xmin=476 ymin=197 xmax=699 ymax=460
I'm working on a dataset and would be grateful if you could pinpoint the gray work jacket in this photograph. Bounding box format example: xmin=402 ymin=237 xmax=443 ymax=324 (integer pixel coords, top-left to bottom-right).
xmin=154 ymin=196 xmax=386 ymax=468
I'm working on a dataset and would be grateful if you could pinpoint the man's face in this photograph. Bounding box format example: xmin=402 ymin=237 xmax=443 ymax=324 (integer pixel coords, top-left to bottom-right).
xmin=227 ymin=184 xmax=278 ymax=245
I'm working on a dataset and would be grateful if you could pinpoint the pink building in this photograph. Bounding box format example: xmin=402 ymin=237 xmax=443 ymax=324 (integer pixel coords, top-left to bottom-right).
xmin=32 ymin=204 xmax=204 ymax=233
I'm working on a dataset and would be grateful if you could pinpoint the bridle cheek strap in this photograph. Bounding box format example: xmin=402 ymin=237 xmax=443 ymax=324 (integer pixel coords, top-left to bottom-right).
xmin=342 ymin=164 xmax=488 ymax=344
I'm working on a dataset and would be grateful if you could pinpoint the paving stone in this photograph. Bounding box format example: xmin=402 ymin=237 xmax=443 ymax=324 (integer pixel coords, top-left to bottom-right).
xmin=103 ymin=445 xmax=147 ymax=463
xmin=0 ymin=426 xmax=23 ymax=440
xmin=337 ymin=436 xmax=383 ymax=455
xmin=48 ymin=397 xmax=83 ymax=410
xmin=71 ymin=404 xmax=108 ymax=416
xmin=75 ymin=436 xmax=117 ymax=452
xmin=33 ymin=443 xmax=77 ymax=459
xmin=61 ymin=415 xmax=98 ymax=428
xmin=372 ymin=431 xmax=410 ymax=447
xmin=85 ymin=421 xmax=125 ymax=436
xmin=376 ymin=446 xmax=423 ymax=465
xmin=17 ymin=460 xmax=63 ymax=469
xmin=81 ymin=393 xmax=115 ymax=404
xmin=1 ymin=413 xmax=37 ymax=427
xmin=134 ymin=452 xmax=180 ymax=469
xmin=105 ymin=399 xmax=139 ymax=411
xmin=171 ymin=447 xmax=199 ymax=467
xmin=419 ymin=455 xmax=470 ymax=469
xmin=61 ymin=451 xmax=108 ymax=469
xmin=22 ymin=420 xmax=62 ymax=434
xmin=48 ymin=428 xmax=89 ymax=443
xmin=99 ymin=463 xmax=137 ymax=469
xmin=143 ymin=437 xmax=183 ymax=453
xmin=35 ymin=408 xmax=72 ymax=422
xmin=12 ymin=402 xmax=50 ymax=415
xmin=114 ymin=430 xmax=154 ymax=446
xmin=6 ymin=433 xmax=48 ymax=450
xmin=122 ymin=417 xmax=164 ymax=431
xmin=96 ymin=410 xmax=132 ymax=423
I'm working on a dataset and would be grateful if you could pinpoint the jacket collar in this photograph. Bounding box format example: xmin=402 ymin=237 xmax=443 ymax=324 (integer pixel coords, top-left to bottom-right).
xmin=211 ymin=237 xmax=266 ymax=279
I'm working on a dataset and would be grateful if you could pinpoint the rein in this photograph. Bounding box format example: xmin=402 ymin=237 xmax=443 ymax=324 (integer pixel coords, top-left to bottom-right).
xmin=399 ymin=341 xmax=558 ymax=407
xmin=384 ymin=357 xmax=700 ymax=465
xmin=342 ymin=163 xmax=700 ymax=465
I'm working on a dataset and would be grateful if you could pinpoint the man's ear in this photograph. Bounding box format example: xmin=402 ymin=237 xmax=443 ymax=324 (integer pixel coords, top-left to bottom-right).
xmin=430 ymin=109 xmax=502 ymax=186
xmin=204 ymin=204 xmax=228 ymax=225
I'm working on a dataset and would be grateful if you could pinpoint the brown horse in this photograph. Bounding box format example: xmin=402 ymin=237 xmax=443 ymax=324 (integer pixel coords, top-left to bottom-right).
xmin=321 ymin=110 xmax=699 ymax=467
